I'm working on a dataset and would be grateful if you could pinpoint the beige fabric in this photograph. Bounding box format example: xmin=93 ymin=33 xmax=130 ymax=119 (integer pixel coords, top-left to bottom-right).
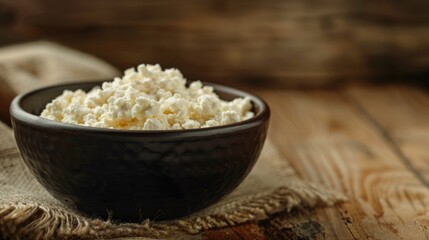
xmin=0 ymin=41 xmax=119 ymax=94
xmin=0 ymin=42 xmax=346 ymax=239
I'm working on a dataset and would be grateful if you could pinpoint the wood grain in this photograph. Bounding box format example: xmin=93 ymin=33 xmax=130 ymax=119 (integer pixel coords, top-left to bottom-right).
xmin=259 ymin=87 xmax=429 ymax=239
xmin=203 ymin=223 xmax=265 ymax=240
xmin=259 ymin=209 xmax=325 ymax=240
xmin=1 ymin=0 xmax=429 ymax=85
xmin=347 ymin=85 xmax=429 ymax=185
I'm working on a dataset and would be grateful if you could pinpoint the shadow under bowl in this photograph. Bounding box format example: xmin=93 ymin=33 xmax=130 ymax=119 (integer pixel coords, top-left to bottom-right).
xmin=10 ymin=81 xmax=270 ymax=222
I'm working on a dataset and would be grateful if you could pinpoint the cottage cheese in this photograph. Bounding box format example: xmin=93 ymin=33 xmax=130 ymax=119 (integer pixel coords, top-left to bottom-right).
xmin=40 ymin=64 xmax=254 ymax=130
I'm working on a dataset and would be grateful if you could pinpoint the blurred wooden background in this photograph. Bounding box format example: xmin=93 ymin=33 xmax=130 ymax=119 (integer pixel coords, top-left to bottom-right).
xmin=0 ymin=0 xmax=428 ymax=86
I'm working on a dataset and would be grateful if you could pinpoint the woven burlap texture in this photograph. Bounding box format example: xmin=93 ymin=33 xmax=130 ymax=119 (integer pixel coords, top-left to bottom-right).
xmin=0 ymin=42 xmax=345 ymax=240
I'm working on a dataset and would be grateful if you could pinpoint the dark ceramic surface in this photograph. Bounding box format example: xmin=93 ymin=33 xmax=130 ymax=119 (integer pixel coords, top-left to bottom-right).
xmin=10 ymin=81 xmax=270 ymax=222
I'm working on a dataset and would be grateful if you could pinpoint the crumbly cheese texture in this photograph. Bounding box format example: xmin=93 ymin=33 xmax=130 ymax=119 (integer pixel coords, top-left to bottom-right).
xmin=40 ymin=64 xmax=254 ymax=130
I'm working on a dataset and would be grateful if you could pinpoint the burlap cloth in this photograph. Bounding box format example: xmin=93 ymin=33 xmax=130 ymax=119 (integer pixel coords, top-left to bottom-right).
xmin=0 ymin=42 xmax=345 ymax=240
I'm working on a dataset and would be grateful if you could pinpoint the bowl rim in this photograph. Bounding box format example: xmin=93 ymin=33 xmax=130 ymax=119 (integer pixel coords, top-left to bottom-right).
xmin=10 ymin=80 xmax=270 ymax=135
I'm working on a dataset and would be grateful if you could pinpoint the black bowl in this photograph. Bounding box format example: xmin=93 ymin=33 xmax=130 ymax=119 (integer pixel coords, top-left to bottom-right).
xmin=10 ymin=81 xmax=270 ymax=222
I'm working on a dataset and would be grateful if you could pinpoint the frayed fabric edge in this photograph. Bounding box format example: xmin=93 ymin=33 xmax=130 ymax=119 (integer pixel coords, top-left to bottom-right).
xmin=0 ymin=184 xmax=346 ymax=240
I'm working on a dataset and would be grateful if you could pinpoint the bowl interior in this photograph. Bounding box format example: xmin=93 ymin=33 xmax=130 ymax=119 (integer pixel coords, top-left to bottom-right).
xmin=18 ymin=81 xmax=265 ymax=120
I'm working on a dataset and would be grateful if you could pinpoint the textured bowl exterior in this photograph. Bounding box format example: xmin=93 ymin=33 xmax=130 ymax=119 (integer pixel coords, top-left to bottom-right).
xmin=10 ymin=81 xmax=270 ymax=221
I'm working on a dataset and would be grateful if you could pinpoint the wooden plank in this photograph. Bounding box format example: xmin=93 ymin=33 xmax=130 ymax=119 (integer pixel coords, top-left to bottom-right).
xmin=10 ymin=24 xmax=369 ymax=84
xmin=346 ymin=85 xmax=429 ymax=185
xmin=203 ymin=223 xmax=265 ymax=240
xmin=2 ymin=0 xmax=429 ymax=85
xmin=258 ymin=88 xmax=429 ymax=239
xmin=259 ymin=208 xmax=325 ymax=239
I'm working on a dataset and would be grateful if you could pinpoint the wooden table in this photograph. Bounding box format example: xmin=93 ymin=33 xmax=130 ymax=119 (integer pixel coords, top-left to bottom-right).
xmin=202 ymin=83 xmax=429 ymax=239
xmin=1 ymin=78 xmax=427 ymax=239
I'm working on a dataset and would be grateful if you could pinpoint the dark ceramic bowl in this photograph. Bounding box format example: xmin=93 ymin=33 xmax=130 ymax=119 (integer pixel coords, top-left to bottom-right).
xmin=10 ymin=81 xmax=270 ymax=222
